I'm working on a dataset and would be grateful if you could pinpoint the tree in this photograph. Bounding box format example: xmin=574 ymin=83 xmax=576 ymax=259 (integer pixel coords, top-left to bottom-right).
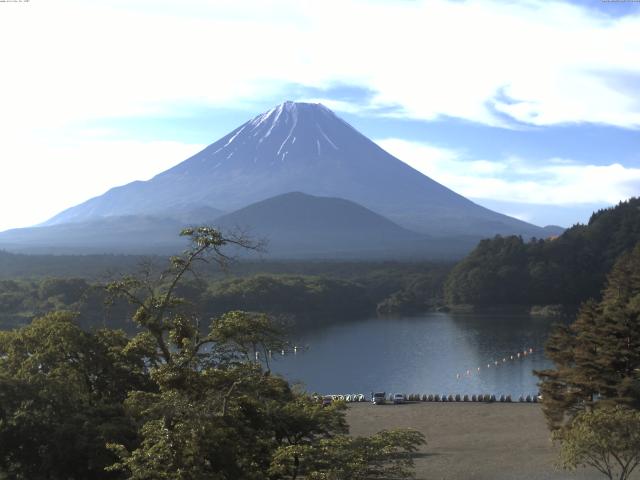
xmin=105 ymin=227 xmax=425 ymax=479
xmin=1 ymin=227 xmax=426 ymax=479
xmin=0 ymin=311 xmax=151 ymax=480
xmin=535 ymin=243 xmax=640 ymax=431
xmin=269 ymin=429 xmax=425 ymax=480
xmin=444 ymin=198 xmax=640 ymax=308
xmin=557 ymin=406 xmax=640 ymax=480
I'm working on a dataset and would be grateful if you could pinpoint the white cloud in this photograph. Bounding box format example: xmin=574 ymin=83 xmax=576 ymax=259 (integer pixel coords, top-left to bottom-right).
xmin=1 ymin=0 xmax=640 ymax=230
xmin=376 ymin=138 xmax=640 ymax=206
xmin=1 ymin=0 xmax=639 ymax=130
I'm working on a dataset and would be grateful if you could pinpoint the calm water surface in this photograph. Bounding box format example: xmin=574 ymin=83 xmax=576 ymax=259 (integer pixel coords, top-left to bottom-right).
xmin=272 ymin=313 xmax=564 ymax=397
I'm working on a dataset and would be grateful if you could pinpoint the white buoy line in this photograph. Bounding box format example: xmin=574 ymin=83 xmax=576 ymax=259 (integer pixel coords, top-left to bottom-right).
xmin=455 ymin=347 xmax=535 ymax=380
xmin=255 ymin=346 xmax=302 ymax=360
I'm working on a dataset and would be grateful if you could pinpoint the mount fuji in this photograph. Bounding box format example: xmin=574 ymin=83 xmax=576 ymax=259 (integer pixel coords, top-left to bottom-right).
xmin=0 ymin=101 xmax=560 ymax=257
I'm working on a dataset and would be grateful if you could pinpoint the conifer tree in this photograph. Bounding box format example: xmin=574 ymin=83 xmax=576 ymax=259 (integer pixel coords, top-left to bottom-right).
xmin=536 ymin=243 xmax=640 ymax=430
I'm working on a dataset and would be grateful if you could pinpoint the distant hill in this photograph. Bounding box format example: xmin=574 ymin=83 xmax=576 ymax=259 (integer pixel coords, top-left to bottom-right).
xmin=443 ymin=197 xmax=640 ymax=307
xmin=42 ymin=101 xmax=554 ymax=239
xmin=214 ymin=192 xmax=475 ymax=258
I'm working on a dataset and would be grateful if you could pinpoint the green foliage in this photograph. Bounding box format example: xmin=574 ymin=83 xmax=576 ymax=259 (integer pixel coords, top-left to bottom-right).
xmin=0 ymin=311 xmax=151 ymax=479
xmin=0 ymin=261 xmax=454 ymax=332
xmin=535 ymin=243 xmax=640 ymax=430
xmin=0 ymin=226 xmax=421 ymax=480
xmin=0 ymin=277 xmax=132 ymax=331
xmin=204 ymin=275 xmax=372 ymax=323
xmin=376 ymin=270 xmax=449 ymax=315
xmin=445 ymin=197 xmax=640 ymax=307
xmin=556 ymin=406 xmax=640 ymax=480
xmin=269 ymin=429 xmax=425 ymax=479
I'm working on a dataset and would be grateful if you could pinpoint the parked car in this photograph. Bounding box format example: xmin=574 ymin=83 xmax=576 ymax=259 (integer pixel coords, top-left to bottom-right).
xmin=371 ymin=392 xmax=386 ymax=405
xmin=322 ymin=396 xmax=332 ymax=407
xmin=392 ymin=393 xmax=405 ymax=404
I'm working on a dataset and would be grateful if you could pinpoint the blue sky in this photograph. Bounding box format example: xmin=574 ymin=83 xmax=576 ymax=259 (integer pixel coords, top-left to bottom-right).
xmin=1 ymin=0 xmax=639 ymax=231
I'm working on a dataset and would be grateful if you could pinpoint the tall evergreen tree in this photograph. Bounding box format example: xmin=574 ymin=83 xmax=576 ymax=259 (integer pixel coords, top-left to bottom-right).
xmin=536 ymin=243 xmax=640 ymax=430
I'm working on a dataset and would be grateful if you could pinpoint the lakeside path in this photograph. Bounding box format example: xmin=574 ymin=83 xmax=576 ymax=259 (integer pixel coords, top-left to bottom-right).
xmin=347 ymin=402 xmax=637 ymax=480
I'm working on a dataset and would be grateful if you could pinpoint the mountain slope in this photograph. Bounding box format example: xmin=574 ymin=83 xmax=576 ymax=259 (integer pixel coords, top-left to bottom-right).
xmin=0 ymin=216 xmax=189 ymax=254
xmin=214 ymin=192 xmax=426 ymax=258
xmin=44 ymin=101 xmax=551 ymax=238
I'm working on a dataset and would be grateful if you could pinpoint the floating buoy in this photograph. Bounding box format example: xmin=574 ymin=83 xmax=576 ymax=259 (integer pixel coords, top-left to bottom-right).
xmin=477 ymin=367 xmax=481 ymax=372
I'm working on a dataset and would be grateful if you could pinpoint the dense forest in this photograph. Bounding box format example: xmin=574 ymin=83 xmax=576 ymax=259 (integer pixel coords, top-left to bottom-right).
xmin=444 ymin=197 xmax=640 ymax=308
xmin=0 ymin=264 xmax=451 ymax=332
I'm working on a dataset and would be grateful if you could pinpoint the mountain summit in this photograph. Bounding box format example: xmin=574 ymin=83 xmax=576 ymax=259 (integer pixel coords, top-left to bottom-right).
xmin=43 ymin=101 xmax=549 ymax=238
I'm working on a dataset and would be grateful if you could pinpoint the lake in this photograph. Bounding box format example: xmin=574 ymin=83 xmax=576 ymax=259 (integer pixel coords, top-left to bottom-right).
xmin=272 ymin=312 xmax=564 ymax=398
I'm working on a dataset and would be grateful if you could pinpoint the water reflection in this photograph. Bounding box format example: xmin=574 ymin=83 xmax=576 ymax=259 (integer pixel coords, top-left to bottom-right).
xmin=272 ymin=312 xmax=565 ymax=396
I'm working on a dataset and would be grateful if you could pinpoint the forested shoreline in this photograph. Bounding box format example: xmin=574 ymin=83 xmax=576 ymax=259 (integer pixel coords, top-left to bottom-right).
xmin=444 ymin=198 xmax=640 ymax=310
xmin=0 ymin=265 xmax=451 ymax=332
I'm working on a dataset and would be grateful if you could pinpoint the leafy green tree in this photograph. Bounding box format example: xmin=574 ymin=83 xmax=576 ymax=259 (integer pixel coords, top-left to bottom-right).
xmin=0 ymin=311 xmax=151 ymax=479
xmin=106 ymin=227 xmax=424 ymax=480
xmin=269 ymin=429 xmax=425 ymax=480
xmin=1 ymin=227 xmax=426 ymax=480
xmin=557 ymin=406 xmax=640 ymax=480
xmin=211 ymin=310 xmax=288 ymax=372
xmin=536 ymin=243 xmax=640 ymax=430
